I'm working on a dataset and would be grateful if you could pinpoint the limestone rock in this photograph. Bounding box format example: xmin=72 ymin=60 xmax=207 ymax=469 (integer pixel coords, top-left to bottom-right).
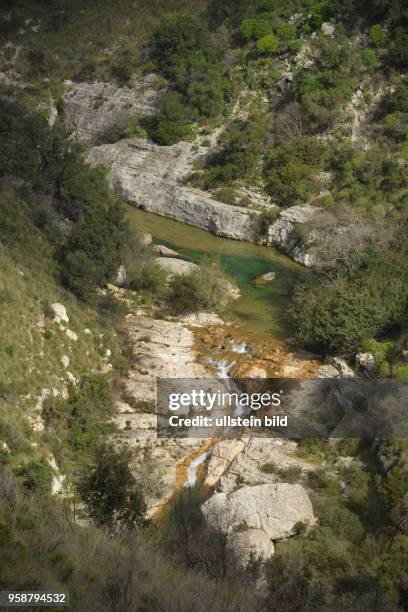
xmin=328 ymin=357 xmax=355 ymax=377
xmin=87 ymin=138 xmax=261 ymax=242
xmin=232 ymin=529 xmax=275 ymax=565
xmin=155 ymin=257 xmax=197 ymax=276
xmin=218 ymin=438 xmax=313 ymax=494
xmin=355 ymin=352 xmax=378 ymax=376
xmin=267 ymin=204 xmax=321 ymax=267
xmin=201 ymin=483 xmax=316 ymax=541
xmin=152 ymin=244 xmax=179 ymax=257
xmin=254 ymin=272 xmax=276 ymax=285
xmin=115 ymin=264 xmax=128 ymax=287
xmin=51 ymin=303 xmax=69 ymax=324
xmin=60 ymin=355 xmax=69 ymax=369
xmin=140 ymin=233 xmax=153 ymax=246
xmin=321 ymin=22 xmax=335 ymax=36
xmin=64 ymin=76 xmax=163 ymax=144
xmin=66 ymin=329 xmax=78 ymax=342
xmin=204 ymin=439 xmax=247 ymax=488
xmin=316 ymin=364 xmax=340 ymax=378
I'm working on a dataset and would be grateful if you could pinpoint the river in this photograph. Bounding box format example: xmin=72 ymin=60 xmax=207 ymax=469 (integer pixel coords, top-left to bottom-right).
xmin=126 ymin=207 xmax=305 ymax=339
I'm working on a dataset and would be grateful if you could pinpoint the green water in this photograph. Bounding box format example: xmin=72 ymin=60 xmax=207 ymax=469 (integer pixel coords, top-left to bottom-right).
xmin=127 ymin=207 xmax=305 ymax=339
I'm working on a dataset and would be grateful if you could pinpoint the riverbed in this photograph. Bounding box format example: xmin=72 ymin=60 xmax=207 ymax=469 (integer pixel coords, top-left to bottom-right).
xmin=127 ymin=207 xmax=305 ymax=339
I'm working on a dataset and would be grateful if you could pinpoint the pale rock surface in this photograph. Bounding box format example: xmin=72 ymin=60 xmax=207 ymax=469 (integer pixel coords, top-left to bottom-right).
xmin=232 ymin=529 xmax=275 ymax=565
xmin=152 ymin=244 xmax=179 ymax=257
xmin=51 ymin=303 xmax=69 ymax=324
xmin=87 ymin=138 xmax=261 ymax=242
xmin=204 ymin=439 xmax=247 ymax=487
xmin=218 ymin=438 xmax=314 ymax=494
xmin=327 ymin=357 xmax=355 ymax=377
xmin=66 ymin=329 xmax=78 ymax=342
xmin=355 ymin=352 xmax=378 ymax=376
xmin=201 ymin=483 xmax=316 ymax=541
xmin=117 ymin=315 xmax=212 ymax=516
xmin=155 ymin=257 xmax=197 ymax=276
xmin=267 ymin=204 xmax=321 ymax=267
xmin=60 ymin=355 xmax=70 ymax=369
xmin=64 ymin=76 xmax=163 ymax=143
xmin=321 ymin=22 xmax=335 ymax=36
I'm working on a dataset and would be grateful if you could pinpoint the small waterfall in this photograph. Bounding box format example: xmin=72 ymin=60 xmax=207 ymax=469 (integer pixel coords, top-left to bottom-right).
xmin=185 ymin=338 xmax=249 ymax=486
xmin=185 ymin=450 xmax=212 ymax=487
xmin=207 ymin=358 xmax=236 ymax=379
xmin=230 ymin=340 xmax=250 ymax=354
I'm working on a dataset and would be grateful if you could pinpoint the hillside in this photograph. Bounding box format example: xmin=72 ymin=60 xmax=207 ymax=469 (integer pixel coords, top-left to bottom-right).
xmin=1 ymin=1 xmax=408 ymax=611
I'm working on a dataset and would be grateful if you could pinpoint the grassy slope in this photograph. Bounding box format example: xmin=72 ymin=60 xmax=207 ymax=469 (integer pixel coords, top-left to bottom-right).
xmin=2 ymin=0 xmax=208 ymax=84
xmin=0 ymin=187 xmax=120 ymax=474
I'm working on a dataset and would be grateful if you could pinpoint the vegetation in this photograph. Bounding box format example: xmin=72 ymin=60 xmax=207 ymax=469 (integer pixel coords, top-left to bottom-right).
xmin=167 ymin=259 xmax=233 ymax=314
xmin=1 ymin=1 xmax=408 ymax=609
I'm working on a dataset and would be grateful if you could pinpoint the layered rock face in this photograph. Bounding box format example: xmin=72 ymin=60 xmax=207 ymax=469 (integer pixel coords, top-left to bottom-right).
xmin=267 ymin=204 xmax=321 ymax=267
xmin=64 ymin=76 xmax=163 ymax=143
xmin=87 ymin=138 xmax=261 ymax=242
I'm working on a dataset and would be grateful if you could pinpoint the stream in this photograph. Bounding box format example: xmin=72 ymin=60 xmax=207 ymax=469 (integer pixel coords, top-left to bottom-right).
xmin=126 ymin=207 xmax=304 ymax=339
xmin=126 ymin=207 xmax=308 ymax=489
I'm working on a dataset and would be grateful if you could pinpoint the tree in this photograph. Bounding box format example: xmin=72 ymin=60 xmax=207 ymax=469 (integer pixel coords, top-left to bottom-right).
xmin=257 ymin=34 xmax=279 ymax=54
xmin=78 ymin=443 xmax=145 ymax=529
xmin=16 ymin=460 xmax=52 ymax=495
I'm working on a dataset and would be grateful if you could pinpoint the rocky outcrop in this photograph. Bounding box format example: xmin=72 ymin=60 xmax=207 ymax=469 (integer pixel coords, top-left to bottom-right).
xmin=117 ymin=314 xmax=214 ymax=517
xmin=51 ymin=303 xmax=69 ymax=324
xmin=267 ymin=204 xmax=321 ymax=267
xmin=155 ymin=257 xmax=198 ymax=276
xmin=232 ymin=529 xmax=275 ymax=566
xmin=87 ymin=138 xmax=261 ymax=242
xmin=204 ymin=439 xmax=247 ymax=488
xmin=64 ymin=76 xmax=163 ymax=144
xmin=355 ymin=352 xmax=378 ymax=377
xmin=201 ymin=482 xmax=316 ymax=547
xmin=152 ymin=244 xmax=179 ymax=257
xmin=217 ymin=438 xmax=314 ymax=493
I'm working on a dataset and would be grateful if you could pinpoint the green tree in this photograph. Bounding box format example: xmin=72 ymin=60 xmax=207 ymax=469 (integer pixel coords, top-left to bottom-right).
xmin=16 ymin=460 xmax=52 ymax=495
xmin=78 ymin=443 xmax=145 ymax=529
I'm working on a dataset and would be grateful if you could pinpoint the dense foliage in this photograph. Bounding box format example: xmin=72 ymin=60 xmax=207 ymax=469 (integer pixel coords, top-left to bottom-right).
xmin=0 ymin=93 xmax=125 ymax=299
xmin=292 ymin=224 xmax=408 ymax=354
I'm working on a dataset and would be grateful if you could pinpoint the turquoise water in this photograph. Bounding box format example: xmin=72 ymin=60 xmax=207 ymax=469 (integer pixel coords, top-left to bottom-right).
xmin=127 ymin=207 xmax=305 ymax=338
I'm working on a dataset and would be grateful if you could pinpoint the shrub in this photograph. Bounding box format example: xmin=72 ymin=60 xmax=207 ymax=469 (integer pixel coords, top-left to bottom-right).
xmin=240 ymin=18 xmax=272 ymax=42
xmin=370 ymin=24 xmax=389 ymax=49
xmin=167 ymin=259 xmax=232 ymax=315
xmin=15 ymin=460 xmax=52 ymax=495
xmin=78 ymin=443 xmax=145 ymax=529
xmin=395 ymin=366 xmax=408 ymax=380
xmin=276 ymin=22 xmax=296 ymax=42
xmin=128 ymin=260 xmax=168 ymax=294
xmin=257 ymin=34 xmax=279 ymax=54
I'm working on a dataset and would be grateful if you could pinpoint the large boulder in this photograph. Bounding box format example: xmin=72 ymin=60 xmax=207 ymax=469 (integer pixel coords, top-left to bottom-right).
xmin=201 ymin=483 xmax=316 ymax=541
xmin=155 ymin=257 xmax=197 ymax=276
xmin=232 ymin=529 xmax=275 ymax=565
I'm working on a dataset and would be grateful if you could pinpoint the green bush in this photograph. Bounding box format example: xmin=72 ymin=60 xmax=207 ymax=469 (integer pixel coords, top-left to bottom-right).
xmin=240 ymin=18 xmax=272 ymax=42
xmin=15 ymin=460 xmax=52 ymax=495
xmin=370 ymin=24 xmax=389 ymax=49
xmin=128 ymin=260 xmax=168 ymax=294
xmin=257 ymin=34 xmax=279 ymax=54
xmin=167 ymin=259 xmax=232 ymax=315
xmin=78 ymin=443 xmax=145 ymax=529
xmin=292 ymin=229 xmax=408 ymax=354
